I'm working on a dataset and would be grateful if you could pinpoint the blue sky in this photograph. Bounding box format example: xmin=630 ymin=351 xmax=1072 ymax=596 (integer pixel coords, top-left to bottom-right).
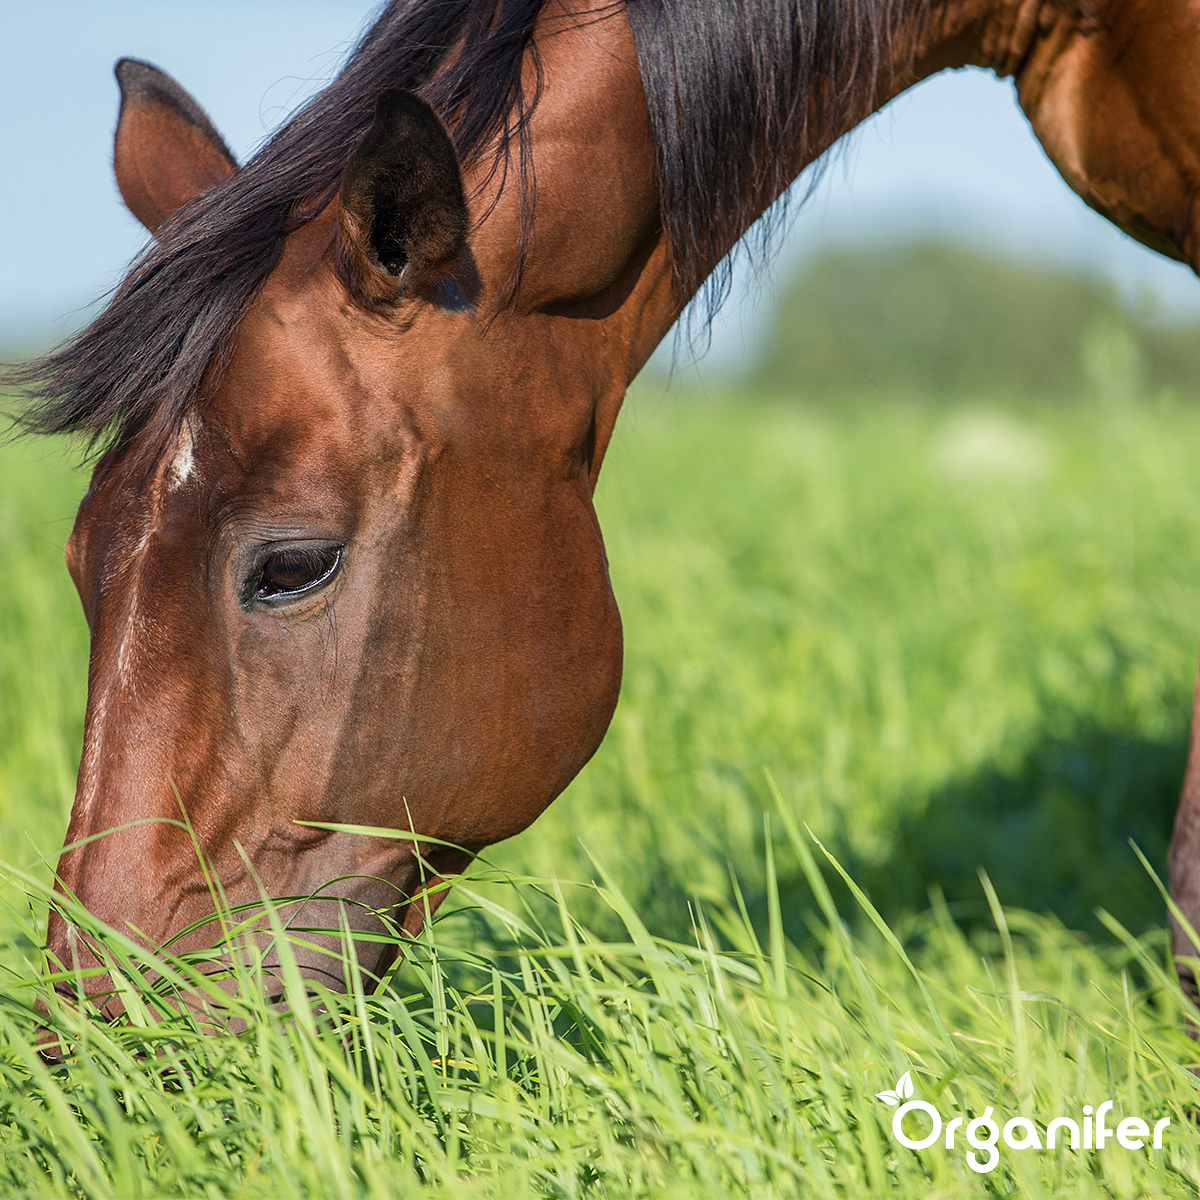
xmin=5 ymin=1 xmax=1200 ymax=369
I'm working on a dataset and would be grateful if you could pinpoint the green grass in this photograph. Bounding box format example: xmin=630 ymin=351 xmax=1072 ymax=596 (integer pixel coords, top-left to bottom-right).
xmin=3 ymin=385 xmax=1200 ymax=1196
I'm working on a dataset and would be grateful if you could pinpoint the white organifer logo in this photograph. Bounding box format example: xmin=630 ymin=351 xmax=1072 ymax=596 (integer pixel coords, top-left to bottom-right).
xmin=875 ymin=1071 xmax=1170 ymax=1175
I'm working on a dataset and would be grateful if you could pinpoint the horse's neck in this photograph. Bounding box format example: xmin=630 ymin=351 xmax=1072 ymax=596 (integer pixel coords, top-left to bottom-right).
xmin=464 ymin=1 xmax=666 ymax=320
xmin=461 ymin=0 xmax=1063 ymax=464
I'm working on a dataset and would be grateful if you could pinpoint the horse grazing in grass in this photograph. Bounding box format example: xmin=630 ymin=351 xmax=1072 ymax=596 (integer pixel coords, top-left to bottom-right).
xmin=15 ymin=0 xmax=1200 ymax=1009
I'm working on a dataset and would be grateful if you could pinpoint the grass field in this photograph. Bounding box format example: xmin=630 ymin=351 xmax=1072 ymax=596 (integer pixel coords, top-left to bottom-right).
xmin=2 ymin=384 xmax=1200 ymax=1196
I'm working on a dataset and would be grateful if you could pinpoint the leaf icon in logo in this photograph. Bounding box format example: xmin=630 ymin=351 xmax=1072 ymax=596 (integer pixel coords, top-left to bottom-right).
xmin=875 ymin=1069 xmax=914 ymax=1105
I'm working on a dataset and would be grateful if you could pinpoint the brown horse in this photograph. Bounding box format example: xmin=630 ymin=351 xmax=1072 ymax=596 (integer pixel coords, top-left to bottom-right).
xmin=14 ymin=0 xmax=1200 ymax=1009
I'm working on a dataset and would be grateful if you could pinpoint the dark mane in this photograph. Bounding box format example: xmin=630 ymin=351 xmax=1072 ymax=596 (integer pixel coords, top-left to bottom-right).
xmin=630 ymin=0 xmax=924 ymax=313
xmin=10 ymin=0 xmax=924 ymax=446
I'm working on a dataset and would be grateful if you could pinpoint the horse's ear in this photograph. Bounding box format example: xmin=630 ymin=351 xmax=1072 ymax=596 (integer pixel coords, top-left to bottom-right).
xmin=113 ymin=58 xmax=237 ymax=234
xmin=338 ymin=90 xmax=469 ymax=303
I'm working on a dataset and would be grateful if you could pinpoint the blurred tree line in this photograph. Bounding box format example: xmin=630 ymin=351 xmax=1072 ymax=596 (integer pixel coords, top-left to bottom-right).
xmin=753 ymin=241 xmax=1200 ymax=400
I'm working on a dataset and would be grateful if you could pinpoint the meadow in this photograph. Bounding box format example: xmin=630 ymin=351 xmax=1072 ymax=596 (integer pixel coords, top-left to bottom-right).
xmin=2 ymin=378 xmax=1200 ymax=1195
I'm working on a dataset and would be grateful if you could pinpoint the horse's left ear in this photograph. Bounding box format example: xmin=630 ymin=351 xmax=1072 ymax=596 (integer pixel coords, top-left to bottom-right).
xmin=114 ymin=59 xmax=237 ymax=234
xmin=338 ymin=90 xmax=469 ymax=303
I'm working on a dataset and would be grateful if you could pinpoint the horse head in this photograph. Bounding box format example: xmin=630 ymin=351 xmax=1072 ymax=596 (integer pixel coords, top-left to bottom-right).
xmin=48 ymin=48 xmax=640 ymax=1007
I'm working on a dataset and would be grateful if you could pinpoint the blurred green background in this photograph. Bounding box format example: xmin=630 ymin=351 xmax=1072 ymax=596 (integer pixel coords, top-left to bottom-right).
xmin=754 ymin=240 xmax=1200 ymax=401
xmin=5 ymin=238 xmax=1200 ymax=955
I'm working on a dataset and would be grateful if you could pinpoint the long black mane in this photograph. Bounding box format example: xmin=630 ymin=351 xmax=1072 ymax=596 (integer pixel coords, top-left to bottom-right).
xmin=11 ymin=0 xmax=922 ymax=445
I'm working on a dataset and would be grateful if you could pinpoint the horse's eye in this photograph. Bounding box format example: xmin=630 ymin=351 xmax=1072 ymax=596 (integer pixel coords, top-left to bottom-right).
xmin=255 ymin=546 xmax=342 ymax=602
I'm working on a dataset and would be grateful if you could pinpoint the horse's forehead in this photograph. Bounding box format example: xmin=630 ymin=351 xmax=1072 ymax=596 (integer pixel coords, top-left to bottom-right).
xmin=210 ymin=286 xmax=398 ymax=462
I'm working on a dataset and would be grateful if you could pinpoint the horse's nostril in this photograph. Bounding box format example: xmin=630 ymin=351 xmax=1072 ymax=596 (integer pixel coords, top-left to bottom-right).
xmin=36 ymin=1025 xmax=68 ymax=1064
xmin=36 ymin=983 xmax=84 ymax=1063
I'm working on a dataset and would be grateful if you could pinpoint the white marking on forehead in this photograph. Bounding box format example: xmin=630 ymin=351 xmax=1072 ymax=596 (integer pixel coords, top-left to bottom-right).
xmin=167 ymin=413 xmax=198 ymax=489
